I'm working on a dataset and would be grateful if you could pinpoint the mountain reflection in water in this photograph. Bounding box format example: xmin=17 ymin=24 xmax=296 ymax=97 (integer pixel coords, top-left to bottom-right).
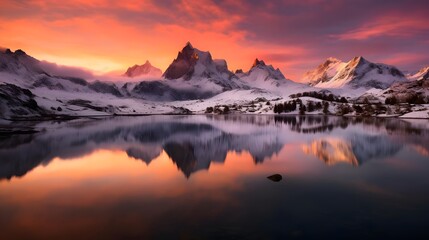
xmin=0 ymin=115 xmax=428 ymax=180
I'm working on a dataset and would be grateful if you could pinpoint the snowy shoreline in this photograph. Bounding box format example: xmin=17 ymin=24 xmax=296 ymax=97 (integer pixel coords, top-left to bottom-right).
xmin=2 ymin=112 xmax=428 ymax=123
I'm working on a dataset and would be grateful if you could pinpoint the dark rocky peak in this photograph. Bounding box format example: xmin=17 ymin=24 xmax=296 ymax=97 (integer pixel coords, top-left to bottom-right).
xmin=252 ymin=58 xmax=266 ymax=68
xmin=14 ymin=49 xmax=27 ymax=56
xmin=163 ymin=42 xmax=215 ymax=80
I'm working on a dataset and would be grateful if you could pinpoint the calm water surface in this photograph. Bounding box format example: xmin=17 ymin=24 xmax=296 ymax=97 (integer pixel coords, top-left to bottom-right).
xmin=1 ymin=115 xmax=429 ymax=239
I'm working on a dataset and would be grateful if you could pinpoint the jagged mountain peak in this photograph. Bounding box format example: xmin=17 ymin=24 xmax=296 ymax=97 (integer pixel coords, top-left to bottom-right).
xmin=185 ymin=41 xmax=193 ymax=49
xmin=247 ymin=59 xmax=285 ymax=80
xmin=252 ymin=58 xmax=266 ymax=68
xmin=2 ymin=48 xmax=33 ymax=60
xmin=237 ymin=59 xmax=298 ymax=90
xmin=14 ymin=49 xmax=27 ymax=56
xmin=2 ymin=48 xmax=28 ymax=56
xmin=162 ymin=42 xmax=237 ymax=87
xmin=4 ymin=48 xmax=13 ymax=54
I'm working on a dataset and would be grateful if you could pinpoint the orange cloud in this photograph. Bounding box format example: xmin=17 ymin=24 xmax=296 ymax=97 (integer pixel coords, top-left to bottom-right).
xmin=1 ymin=0 xmax=428 ymax=81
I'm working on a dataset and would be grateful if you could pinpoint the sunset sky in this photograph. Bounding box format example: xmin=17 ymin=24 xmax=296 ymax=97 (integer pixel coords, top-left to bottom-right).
xmin=1 ymin=0 xmax=428 ymax=81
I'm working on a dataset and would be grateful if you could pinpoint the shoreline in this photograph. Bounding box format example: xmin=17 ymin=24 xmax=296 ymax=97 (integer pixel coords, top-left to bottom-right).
xmin=1 ymin=112 xmax=428 ymax=122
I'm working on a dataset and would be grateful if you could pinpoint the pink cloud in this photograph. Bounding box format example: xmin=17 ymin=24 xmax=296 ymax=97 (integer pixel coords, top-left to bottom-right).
xmin=333 ymin=15 xmax=429 ymax=40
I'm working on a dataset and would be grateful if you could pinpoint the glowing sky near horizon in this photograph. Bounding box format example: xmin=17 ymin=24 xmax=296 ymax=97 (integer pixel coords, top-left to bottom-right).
xmin=1 ymin=0 xmax=428 ymax=80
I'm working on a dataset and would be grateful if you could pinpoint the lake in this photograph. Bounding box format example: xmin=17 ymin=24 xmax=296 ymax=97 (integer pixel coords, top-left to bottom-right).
xmin=1 ymin=115 xmax=429 ymax=239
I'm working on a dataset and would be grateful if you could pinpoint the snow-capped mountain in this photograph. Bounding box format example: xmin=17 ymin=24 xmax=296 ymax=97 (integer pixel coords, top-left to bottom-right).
xmin=409 ymin=66 xmax=429 ymax=81
xmin=303 ymin=57 xmax=346 ymax=86
xmin=236 ymin=58 xmax=285 ymax=83
xmin=311 ymin=56 xmax=407 ymax=89
xmin=0 ymin=48 xmax=122 ymax=96
xmin=0 ymin=49 xmax=47 ymax=78
xmin=0 ymin=46 xmax=427 ymax=119
xmin=163 ymin=42 xmax=240 ymax=90
xmin=123 ymin=60 xmax=162 ymax=78
xmin=118 ymin=42 xmax=248 ymax=101
xmin=236 ymin=58 xmax=306 ymax=92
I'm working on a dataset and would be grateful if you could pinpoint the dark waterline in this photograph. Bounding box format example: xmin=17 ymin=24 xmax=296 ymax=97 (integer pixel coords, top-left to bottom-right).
xmin=1 ymin=115 xmax=429 ymax=239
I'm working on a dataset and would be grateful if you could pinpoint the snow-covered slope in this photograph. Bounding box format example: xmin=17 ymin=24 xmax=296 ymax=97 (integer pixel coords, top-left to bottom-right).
xmin=238 ymin=58 xmax=285 ymax=86
xmin=123 ymin=60 xmax=162 ymax=78
xmin=0 ymin=49 xmax=179 ymax=117
xmin=313 ymin=56 xmax=407 ymax=89
xmin=303 ymin=57 xmax=346 ymax=86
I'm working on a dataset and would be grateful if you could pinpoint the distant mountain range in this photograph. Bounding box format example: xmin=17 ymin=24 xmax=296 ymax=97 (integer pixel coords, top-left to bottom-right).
xmin=123 ymin=60 xmax=162 ymax=78
xmin=0 ymin=42 xmax=428 ymax=119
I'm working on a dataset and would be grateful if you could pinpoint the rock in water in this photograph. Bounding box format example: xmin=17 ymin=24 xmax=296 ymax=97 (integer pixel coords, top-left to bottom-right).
xmin=267 ymin=174 xmax=282 ymax=182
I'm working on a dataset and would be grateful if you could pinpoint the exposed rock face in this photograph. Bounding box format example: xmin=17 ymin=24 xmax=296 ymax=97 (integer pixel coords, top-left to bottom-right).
xmin=128 ymin=81 xmax=214 ymax=101
xmin=123 ymin=60 xmax=162 ymax=78
xmin=88 ymin=81 xmax=122 ymax=97
xmin=163 ymin=42 xmax=202 ymax=80
xmin=163 ymin=42 xmax=236 ymax=82
xmin=252 ymin=58 xmax=266 ymax=68
xmin=382 ymin=78 xmax=429 ymax=103
xmin=0 ymin=83 xmax=46 ymax=119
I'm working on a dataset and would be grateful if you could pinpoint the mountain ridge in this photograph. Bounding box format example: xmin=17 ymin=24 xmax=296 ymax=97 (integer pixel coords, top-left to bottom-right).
xmin=306 ymin=56 xmax=407 ymax=90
